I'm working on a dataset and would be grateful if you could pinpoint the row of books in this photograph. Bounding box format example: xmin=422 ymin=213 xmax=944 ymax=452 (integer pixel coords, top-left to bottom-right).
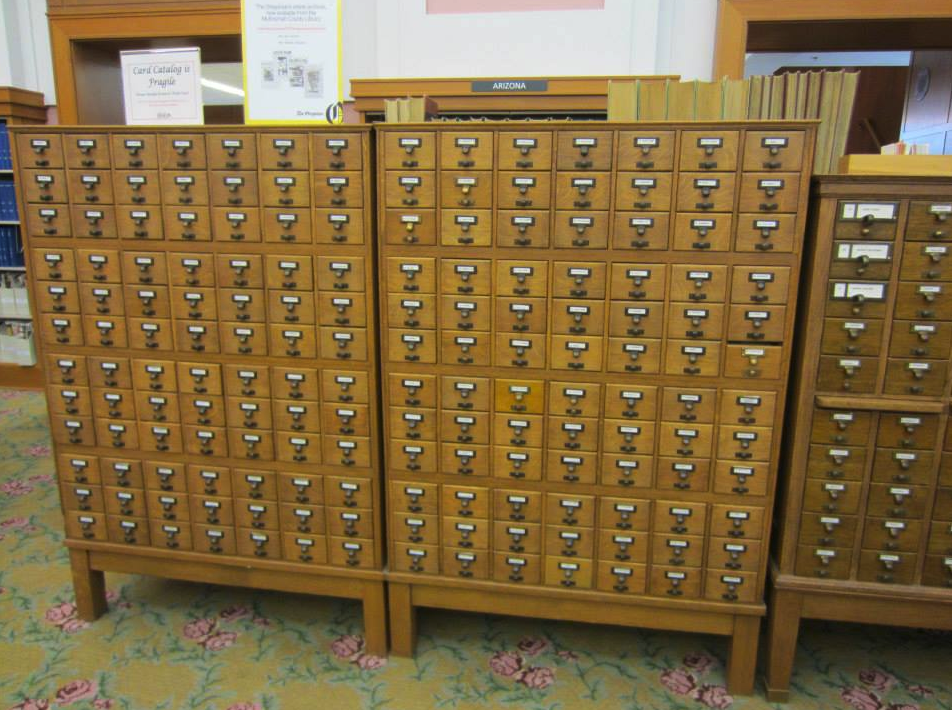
xmin=0 ymin=321 xmax=35 ymax=366
xmin=0 ymin=182 xmax=19 ymax=221
xmin=0 ymin=272 xmax=30 ymax=319
xmin=0 ymin=226 xmax=24 ymax=267
xmin=607 ymin=71 xmax=860 ymax=174
xmin=0 ymin=123 xmax=11 ymax=170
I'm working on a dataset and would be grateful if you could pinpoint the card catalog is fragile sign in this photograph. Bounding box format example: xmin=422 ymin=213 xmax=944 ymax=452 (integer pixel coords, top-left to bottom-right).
xmin=241 ymin=0 xmax=343 ymax=123
xmin=120 ymin=48 xmax=203 ymax=125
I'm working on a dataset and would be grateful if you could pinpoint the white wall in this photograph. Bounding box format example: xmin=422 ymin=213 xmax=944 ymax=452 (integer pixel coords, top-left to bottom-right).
xmin=0 ymin=0 xmax=56 ymax=104
xmin=2 ymin=0 xmax=720 ymax=106
xmin=344 ymin=0 xmax=717 ymax=97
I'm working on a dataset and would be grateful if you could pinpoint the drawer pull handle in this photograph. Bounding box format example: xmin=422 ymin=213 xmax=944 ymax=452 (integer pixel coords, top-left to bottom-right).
xmin=759 ymin=202 xmax=779 ymax=211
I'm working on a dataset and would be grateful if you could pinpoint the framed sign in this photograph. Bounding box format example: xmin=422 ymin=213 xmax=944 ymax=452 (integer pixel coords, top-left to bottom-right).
xmin=120 ymin=48 xmax=203 ymax=125
xmin=241 ymin=0 xmax=343 ymax=124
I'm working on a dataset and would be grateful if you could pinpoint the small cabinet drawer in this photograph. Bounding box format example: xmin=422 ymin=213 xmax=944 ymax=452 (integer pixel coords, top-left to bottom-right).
xmin=441 ymin=171 xmax=492 ymax=209
xmin=314 ymin=171 xmax=364 ymax=208
xmin=679 ymin=131 xmax=739 ymax=171
xmin=383 ymin=132 xmax=436 ymax=170
xmin=552 ymin=212 xmax=609 ymax=249
xmin=673 ymin=214 xmax=733 ymax=252
xmin=803 ymin=478 xmax=862 ymax=514
xmin=440 ymin=131 xmax=493 ymax=169
xmin=498 ymin=172 xmax=551 ymax=209
xmin=544 ymin=557 xmax=593 ymax=590
xmin=18 ymin=133 xmax=64 ymax=168
xmin=313 ymin=132 xmax=364 ymax=170
xmin=677 ymin=173 xmax=736 ymax=213
xmin=889 ymin=317 xmax=952 ymax=361
xmin=23 ymin=169 xmax=68 ymax=203
xmin=261 ymin=173 xmax=310 ymax=208
xmin=820 ymin=318 xmax=884 ymax=357
xmin=259 ymin=134 xmax=309 ymax=170
xmin=743 ymin=131 xmax=805 ymax=171
xmin=69 ymin=202 xmax=116 ymax=237
xmin=612 ymin=213 xmax=670 ymax=251
xmin=735 ymin=214 xmax=798 ymax=253
xmin=391 ymin=480 xmax=439 ymax=515
xmin=615 ymin=173 xmax=672 ymax=211
xmin=556 ymin=131 xmax=612 ymax=170
xmin=498 ymin=132 xmax=552 ymax=170
xmin=883 ymin=358 xmax=947 ymax=397
xmin=617 ymin=130 xmax=675 ymax=170
xmin=726 ymin=305 xmax=787 ymax=342
xmin=738 ymin=173 xmax=800 ymax=213
xmin=207 ymin=133 xmax=257 ymax=169
xmin=856 ymin=550 xmax=917 ymax=585
xmin=649 ymin=567 xmax=701 ymax=599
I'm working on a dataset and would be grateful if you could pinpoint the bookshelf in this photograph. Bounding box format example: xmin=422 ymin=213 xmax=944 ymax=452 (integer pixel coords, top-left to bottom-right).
xmin=0 ymin=87 xmax=46 ymax=389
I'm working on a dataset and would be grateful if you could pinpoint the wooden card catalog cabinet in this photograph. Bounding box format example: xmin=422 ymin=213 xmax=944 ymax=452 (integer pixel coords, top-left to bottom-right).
xmin=12 ymin=126 xmax=387 ymax=654
xmin=378 ymin=121 xmax=816 ymax=694
xmin=766 ymin=177 xmax=952 ymax=702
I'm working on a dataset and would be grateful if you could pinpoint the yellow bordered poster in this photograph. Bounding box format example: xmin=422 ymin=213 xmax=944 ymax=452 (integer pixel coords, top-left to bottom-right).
xmin=241 ymin=0 xmax=343 ymax=124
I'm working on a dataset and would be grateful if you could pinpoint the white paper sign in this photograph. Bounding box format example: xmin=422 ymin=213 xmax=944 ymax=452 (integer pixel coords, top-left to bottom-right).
xmin=242 ymin=0 xmax=343 ymax=123
xmin=120 ymin=48 xmax=203 ymax=125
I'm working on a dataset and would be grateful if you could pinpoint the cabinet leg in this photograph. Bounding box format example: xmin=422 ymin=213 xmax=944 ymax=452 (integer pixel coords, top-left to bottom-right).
xmin=361 ymin=580 xmax=388 ymax=658
xmin=69 ymin=549 xmax=107 ymax=622
xmin=387 ymin=582 xmax=417 ymax=657
xmin=765 ymin=586 xmax=802 ymax=702
xmin=726 ymin=614 xmax=760 ymax=696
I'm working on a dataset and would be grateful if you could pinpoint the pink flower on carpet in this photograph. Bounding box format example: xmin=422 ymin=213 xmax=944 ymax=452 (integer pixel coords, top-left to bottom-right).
xmin=252 ymin=616 xmax=270 ymax=627
xmin=92 ymin=700 xmax=113 ymax=710
xmin=0 ymin=390 xmax=22 ymax=399
xmin=0 ymin=517 xmax=29 ymax=530
xmin=885 ymin=705 xmax=919 ymax=710
xmin=860 ymin=669 xmax=897 ymax=693
xmin=202 ymin=631 xmax=238 ymax=652
xmin=53 ymin=680 xmax=98 ymax=706
xmin=0 ymin=479 xmax=32 ymax=496
xmin=519 ymin=666 xmax=555 ymax=690
xmin=906 ymin=685 xmax=933 ymax=698
xmin=219 ymin=605 xmax=252 ymax=622
xmin=103 ymin=590 xmax=131 ymax=609
xmin=516 ymin=637 xmax=549 ymax=657
xmin=692 ymin=684 xmax=734 ymax=709
xmin=0 ymin=408 xmax=22 ymax=418
xmin=182 ymin=617 xmax=216 ymax=641
xmin=28 ymin=474 xmax=54 ymax=484
xmin=660 ymin=668 xmax=697 ymax=696
xmin=225 ymin=704 xmax=262 ymax=710
xmin=0 ymin=587 xmax=6 ymax=594
xmin=489 ymin=650 xmax=524 ymax=679
xmin=684 ymin=652 xmax=718 ymax=674
xmin=8 ymin=700 xmax=50 ymax=710
xmin=60 ymin=618 xmax=89 ymax=635
xmin=356 ymin=654 xmax=387 ymax=670
xmin=557 ymin=650 xmax=579 ymax=661
xmin=44 ymin=602 xmax=77 ymax=627
xmin=330 ymin=634 xmax=364 ymax=660
xmin=842 ymin=686 xmax=883 ymax=710
xmin=24 ymin=444 xmax=50 ymax=457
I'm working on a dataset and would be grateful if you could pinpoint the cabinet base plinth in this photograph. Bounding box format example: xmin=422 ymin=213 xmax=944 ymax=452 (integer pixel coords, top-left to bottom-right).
xmin=766 ymin=568 xmax=952 ymax=702
xmin=64 ymin=541 xmax=388 ymax=656
xmin=386 ymin=574 xmax=764 ymax=695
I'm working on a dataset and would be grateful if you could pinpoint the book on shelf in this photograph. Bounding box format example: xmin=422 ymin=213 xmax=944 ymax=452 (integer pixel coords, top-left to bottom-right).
xmin=636 ymin=78 xmax=667 ymax=120
xmin=666 ymin=79 xmax=697 ymax=120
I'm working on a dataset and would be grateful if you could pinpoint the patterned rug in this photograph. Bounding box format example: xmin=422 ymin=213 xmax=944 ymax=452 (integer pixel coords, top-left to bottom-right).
xmin=0 ymin=387 xmax=949 ymax=710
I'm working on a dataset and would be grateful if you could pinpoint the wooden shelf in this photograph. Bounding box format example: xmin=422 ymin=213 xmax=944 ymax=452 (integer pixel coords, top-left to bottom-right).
xmin=0 ymin=362 xmax=42 ymax=389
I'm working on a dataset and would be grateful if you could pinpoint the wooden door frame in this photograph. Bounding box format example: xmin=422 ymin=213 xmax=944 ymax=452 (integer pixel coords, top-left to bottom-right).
xmin=48 ymin=2 xmax=240 ymax=124
xmin=714 ymin=0 xmax=952 ymax=79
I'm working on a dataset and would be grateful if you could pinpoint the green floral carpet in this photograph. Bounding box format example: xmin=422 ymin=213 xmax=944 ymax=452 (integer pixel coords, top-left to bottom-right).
xmin=0 ymin=388 xmax=950 ymax=710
